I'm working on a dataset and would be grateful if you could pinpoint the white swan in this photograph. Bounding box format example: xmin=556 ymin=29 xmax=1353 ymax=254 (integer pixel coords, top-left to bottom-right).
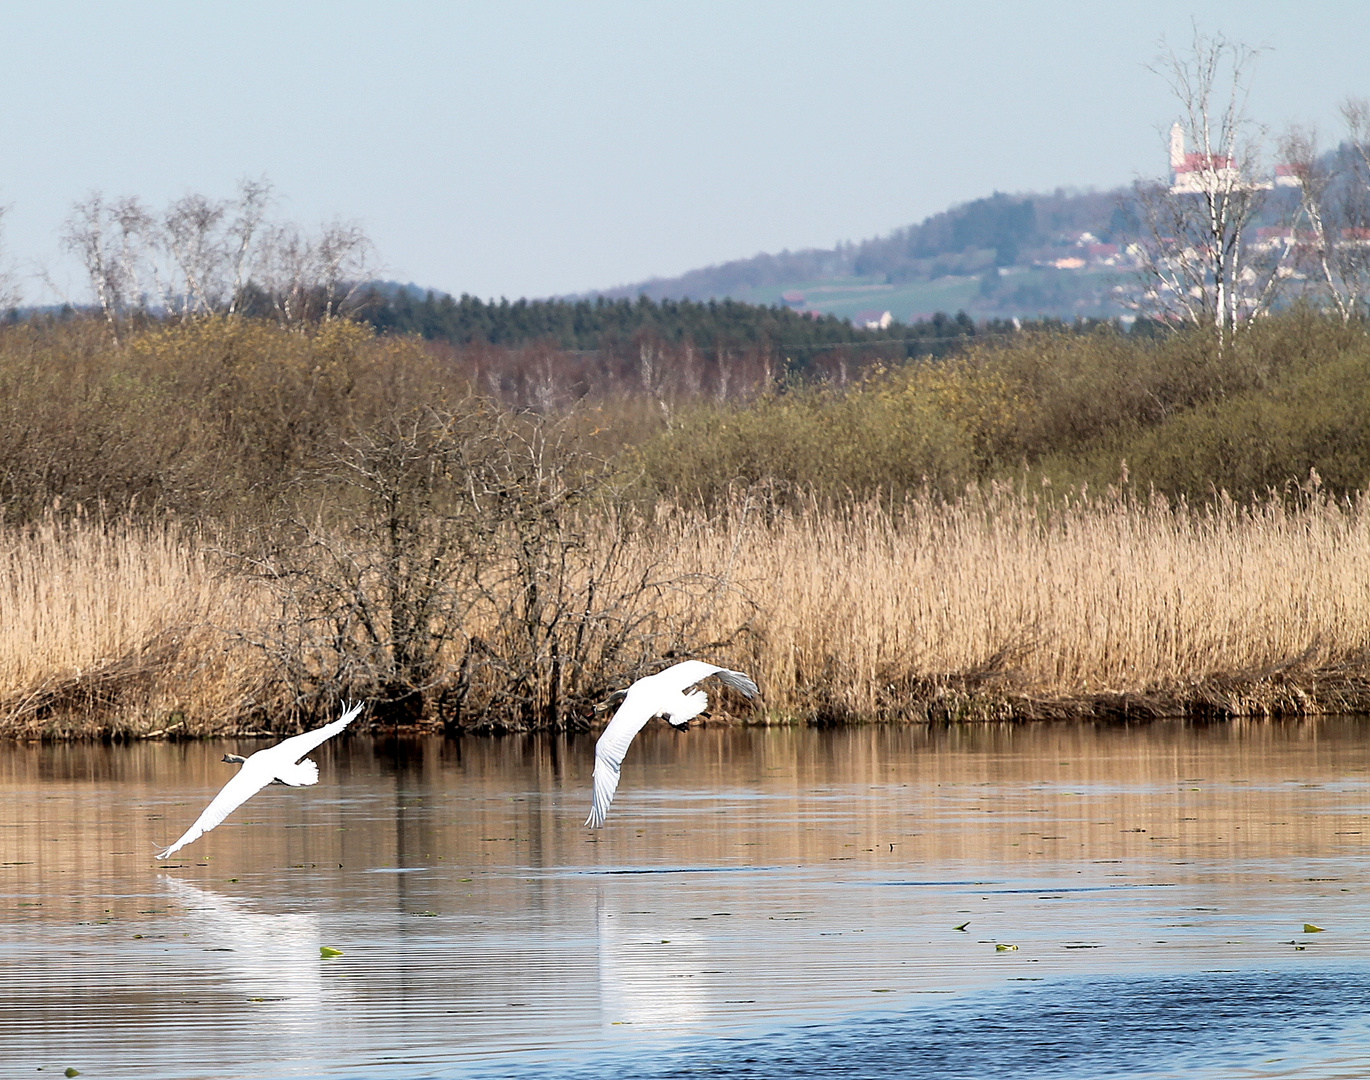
xmin=156 ymin=702 xmax=363 ymax=859
xmin=586 ymin=661 xmax=759 ymax=828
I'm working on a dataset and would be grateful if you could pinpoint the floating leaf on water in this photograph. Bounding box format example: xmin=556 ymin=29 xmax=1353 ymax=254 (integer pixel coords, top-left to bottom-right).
xmin=953 ymin=922 xmax=970 ymax=931
xmin=65 ymin=1070 xmax=81 ymax=1078
xmin=996 ymin=943 xmax=1018 ymax=952
xmin=1304 ymin=924 xmax=1326 ymax=933
xmin=320 ymin=946 xmax=344 ymax=958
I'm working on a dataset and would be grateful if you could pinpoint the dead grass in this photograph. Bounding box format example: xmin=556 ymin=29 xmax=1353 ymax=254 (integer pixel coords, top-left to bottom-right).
xmin=5 ymin=488 xmax=1370 ymax=737
xmin=0 ymin=515 xmax=268 ymax=738
xmin=658 ymin=487 xmax=1370 ymax=722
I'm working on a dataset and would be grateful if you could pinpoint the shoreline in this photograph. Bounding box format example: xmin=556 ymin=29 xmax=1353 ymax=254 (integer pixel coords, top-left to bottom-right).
xmin=6 ymin=671 xmax=1368 ymax=741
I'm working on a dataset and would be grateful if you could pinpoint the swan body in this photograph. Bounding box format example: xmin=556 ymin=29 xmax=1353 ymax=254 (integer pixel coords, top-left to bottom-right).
xmin=156 ymin=702 xmax=363 ymax=860
xmin=586 ymin=661 xmax=759 ymax=828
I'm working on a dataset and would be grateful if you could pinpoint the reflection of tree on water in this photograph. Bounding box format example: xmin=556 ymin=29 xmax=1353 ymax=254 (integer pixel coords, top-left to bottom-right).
xmin=160 ymin=877 xmax=350 ymax=1042
xmin=597 ymin=892 xmax=709 ymax=1031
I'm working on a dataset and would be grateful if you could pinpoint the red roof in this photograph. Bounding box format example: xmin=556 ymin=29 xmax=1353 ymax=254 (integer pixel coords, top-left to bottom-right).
xmin=1175 ymin=152 xmax=1234 ymax=173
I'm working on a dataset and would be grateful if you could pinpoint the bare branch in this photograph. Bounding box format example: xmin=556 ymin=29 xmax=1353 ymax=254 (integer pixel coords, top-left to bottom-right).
xmin=1135 ymin=30 xmax=1284 ymax=351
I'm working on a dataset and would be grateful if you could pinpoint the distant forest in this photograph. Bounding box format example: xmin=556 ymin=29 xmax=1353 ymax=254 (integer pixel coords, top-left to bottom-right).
xmin=358 ymin=288 xmax=988 ymax=358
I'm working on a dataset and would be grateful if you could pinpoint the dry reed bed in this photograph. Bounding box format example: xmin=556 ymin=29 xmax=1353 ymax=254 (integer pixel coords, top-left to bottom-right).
xmin=0 ymin=517 xmax=267 ymax=737
xmin=694 ymin=491 xmax=1370 ymax=720
xmin=4 ymin=491 xmax=1370 ymax=737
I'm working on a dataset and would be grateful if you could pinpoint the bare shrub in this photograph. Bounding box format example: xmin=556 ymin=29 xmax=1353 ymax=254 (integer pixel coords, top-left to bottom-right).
xmin=234 ymin=404 xmax=725 ymax=731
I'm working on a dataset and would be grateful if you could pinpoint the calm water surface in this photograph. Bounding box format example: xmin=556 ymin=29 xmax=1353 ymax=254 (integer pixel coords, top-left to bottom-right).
xmin=3 ymin=719 xmax=1370 ymax=1079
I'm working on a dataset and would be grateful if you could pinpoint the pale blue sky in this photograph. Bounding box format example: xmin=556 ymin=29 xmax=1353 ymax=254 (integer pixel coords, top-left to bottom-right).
xmin=2 ymin=1 xmax=1367 ymax=302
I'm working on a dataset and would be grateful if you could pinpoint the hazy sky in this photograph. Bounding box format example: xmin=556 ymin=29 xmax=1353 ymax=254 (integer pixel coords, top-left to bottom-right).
xmin=2 ymin=1 xmax=1367 ymax=302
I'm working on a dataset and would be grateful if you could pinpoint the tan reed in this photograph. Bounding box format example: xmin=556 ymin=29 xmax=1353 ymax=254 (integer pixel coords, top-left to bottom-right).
xmin=4 ymin=488 xmax=1370 ymax=737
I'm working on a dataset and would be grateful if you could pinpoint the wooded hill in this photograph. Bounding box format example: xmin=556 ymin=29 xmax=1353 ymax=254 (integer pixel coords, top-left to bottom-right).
xmin=600 ymin=189 xmax=1132 ymax=299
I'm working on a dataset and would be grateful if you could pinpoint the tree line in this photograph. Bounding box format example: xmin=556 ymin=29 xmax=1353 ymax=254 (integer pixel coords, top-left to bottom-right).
xmin=357 ymin=288 xmax=985 ymax=358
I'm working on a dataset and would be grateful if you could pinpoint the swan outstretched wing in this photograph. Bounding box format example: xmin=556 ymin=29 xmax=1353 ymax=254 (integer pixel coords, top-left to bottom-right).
xmin=586 ymin=697 xmax=658 ymax=828
xmin=585 ymin=664 xmax=760 ymax=827
xmin=652 ymin=660 xmax=761 ymax=699
xmin=264 ymin=701 xmax=364 ymax=765
xmin=156 ymin=768 xmax=272 ymax=860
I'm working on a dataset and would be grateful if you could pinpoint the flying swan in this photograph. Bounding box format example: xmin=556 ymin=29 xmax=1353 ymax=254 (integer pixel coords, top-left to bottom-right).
xmin=586 ymin=660 xmax=759 ymax=828
xmin=156 ymin=702 xmax=363 ymax=860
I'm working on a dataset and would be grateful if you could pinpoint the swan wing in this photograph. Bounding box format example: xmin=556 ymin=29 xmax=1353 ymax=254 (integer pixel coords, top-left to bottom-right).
xmin=586 ymin=696 xmax=658 ymax=828
xmin=260 ymin=702 xmax=364 ymax=767
xmin=155 ymin=767 xmax=271 ymax=860
xmin=650 ymin=660 xmax=760 ymax=699
xmin=708 ymin=667 xmax=760 ymax=698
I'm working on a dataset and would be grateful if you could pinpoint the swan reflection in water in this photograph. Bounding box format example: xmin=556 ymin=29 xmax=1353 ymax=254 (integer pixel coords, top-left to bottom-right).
xmin=597 ymin=896 xmax=710 ymax=1033
xmin=160 ymin=877 xmax=353 ymax=1042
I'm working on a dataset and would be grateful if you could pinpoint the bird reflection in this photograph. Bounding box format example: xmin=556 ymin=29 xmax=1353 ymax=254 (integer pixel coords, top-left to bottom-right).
xmin=160 ymin=877 xmax=349 ymax=1037
xmin=597 ymin=895 xmax=709 ymax=1031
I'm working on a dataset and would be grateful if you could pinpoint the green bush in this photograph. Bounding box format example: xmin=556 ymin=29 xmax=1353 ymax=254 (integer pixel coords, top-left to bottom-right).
xmin=634 ymin=314 xmax=1370 ymax=503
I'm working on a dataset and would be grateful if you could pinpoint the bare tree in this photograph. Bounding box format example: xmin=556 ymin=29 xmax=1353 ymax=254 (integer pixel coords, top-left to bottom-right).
xmin=1277 ymin=122 xmax=1370 ymax=322
xmin=226 ymin=177 xmax=272 ymax=314
xmin=62 ymin=193 xmax=130 ymax=340
xmin=61 ymin=179 xmax=372 ymax=331
xmin=0 ymin=203 xmax=19 ymax=312
xmin=315 ymin=220 xmax=373 ymax=321
xmin=163 ymin=192 xmax=229 ymax=316
xmin=1134 ymin=31 xmax=1284 ymax=352
xmin=253 ymin=218 xmax=374 ymax=326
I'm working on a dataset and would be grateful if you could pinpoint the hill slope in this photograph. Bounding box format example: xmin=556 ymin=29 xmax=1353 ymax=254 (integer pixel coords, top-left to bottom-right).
xmin=586 ymin=187 xmax=1141 ymax=322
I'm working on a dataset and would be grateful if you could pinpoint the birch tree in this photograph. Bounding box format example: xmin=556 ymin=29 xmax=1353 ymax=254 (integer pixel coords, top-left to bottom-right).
xmin=62 ymin=193 xmax=134 ymax=340
xmin=254 ymin=218 xmax=373 ymax=326
xmin=1134 ymin=32 xmax=1284 ymax=353
xmin=226 ymin=178 xmax=271 ymax=314
xmin=61 ymin=179 xmax=373 ymax=330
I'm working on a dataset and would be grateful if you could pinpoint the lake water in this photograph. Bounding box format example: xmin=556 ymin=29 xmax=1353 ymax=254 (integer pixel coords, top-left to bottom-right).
xmin=3 ymin=719 xmax=1369 ymax=1079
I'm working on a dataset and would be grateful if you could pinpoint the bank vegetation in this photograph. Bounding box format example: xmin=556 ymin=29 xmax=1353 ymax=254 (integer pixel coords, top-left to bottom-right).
xmin=4 ymin=313 xmax=1370 ymax=737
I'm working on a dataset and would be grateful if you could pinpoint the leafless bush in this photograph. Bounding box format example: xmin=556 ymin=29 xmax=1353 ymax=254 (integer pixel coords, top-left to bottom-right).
xmin=233 ymin=401 xmax=726 ymax=731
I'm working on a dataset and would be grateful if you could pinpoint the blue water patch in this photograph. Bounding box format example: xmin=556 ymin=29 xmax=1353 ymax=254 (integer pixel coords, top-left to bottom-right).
xmin=455 ymin=967 xmax=1370 ymax=1080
